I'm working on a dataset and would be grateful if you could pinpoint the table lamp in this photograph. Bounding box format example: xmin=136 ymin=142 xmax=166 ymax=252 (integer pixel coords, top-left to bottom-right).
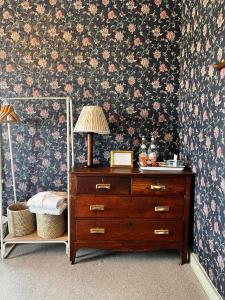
xmin=74 ymin=106 xmax=110 ymax=167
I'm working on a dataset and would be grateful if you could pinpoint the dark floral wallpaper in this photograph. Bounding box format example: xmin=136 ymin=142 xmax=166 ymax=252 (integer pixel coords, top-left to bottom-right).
xmin=179 ymin=0 xmax=225 ymax=298
xmin=0 ymin=0 xmax=180 ymax=209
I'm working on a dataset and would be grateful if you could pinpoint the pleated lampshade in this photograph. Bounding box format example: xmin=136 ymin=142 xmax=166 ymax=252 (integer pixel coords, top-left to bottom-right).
xmin=74 ymin=106 xmax=110 ymax=134
xmin=0 ymin=104 xmax=19 ymax=124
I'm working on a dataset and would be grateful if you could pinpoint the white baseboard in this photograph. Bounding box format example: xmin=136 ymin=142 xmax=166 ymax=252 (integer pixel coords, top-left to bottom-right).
xmin=190 ymin=253 xmax=223 ymax=300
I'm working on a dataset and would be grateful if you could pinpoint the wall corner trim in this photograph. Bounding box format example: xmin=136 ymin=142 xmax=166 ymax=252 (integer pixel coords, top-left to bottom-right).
xmin=190 ymin=253 xmax=223 ymax=300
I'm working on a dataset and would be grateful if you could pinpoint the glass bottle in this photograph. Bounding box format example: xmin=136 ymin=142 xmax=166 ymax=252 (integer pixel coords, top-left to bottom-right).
xmin=148 ymin=136 xmax=158 ymax=163
xmin=139 ymin=136 xmax=148 ymax=167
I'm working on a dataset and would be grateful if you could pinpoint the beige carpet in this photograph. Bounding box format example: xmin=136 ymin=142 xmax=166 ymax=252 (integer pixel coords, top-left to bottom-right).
xmin=0 ymin=244 xmax=207 ymax=300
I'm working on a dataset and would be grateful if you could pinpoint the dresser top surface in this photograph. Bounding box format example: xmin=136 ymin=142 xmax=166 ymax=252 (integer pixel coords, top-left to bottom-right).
xmin=71 ymin=166 xmax=194 ymax=176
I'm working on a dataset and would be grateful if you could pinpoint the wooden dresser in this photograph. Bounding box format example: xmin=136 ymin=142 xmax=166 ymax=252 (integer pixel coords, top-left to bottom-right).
xmin=70 ymin=167 xmax=193 ymax=264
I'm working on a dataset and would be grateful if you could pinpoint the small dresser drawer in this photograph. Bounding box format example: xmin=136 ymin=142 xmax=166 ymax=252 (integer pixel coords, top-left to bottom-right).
xmin=76 ymin=220 xmax=182 ymax=242
xmin=76 ymin=176 xmax=130 ymax=195
xmin=76 ymin=195 xmax=130 ymax=218
xmin=130 ymin=197 xmax=184 ymax=219
xmin=131 ymin=177 xmax=185 ymax=196
xmin=76 ymin=196 xmax=183 ymax=219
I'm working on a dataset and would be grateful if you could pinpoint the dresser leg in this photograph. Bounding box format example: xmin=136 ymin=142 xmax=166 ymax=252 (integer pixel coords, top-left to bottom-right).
xmin=70 ymin=249 xmax=76 ymax=265
xmin=180 ymin=246 xmax=189 ymax=265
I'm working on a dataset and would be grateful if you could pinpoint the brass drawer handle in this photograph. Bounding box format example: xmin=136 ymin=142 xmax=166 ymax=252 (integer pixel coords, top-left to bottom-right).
xmin=90 ymin=228 xmax=105 ymax=234
xmin=96 ymin=183 xmax=111 ymax=190
xmin=150 ymin=184 xmax=166 ymax=190
xmin=90 ymin=204 xmax=105 ymax=211
xmin=155 ymin=206 xmax=170 ymax=212
xmin=154 ymin=229 xmax=169 ymax=235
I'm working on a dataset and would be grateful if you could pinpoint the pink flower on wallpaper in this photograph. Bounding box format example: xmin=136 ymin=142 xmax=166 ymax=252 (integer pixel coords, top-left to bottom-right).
xmin=153 ymin=101 xmax=160 ymax=110
xmin=83 ymin=90 xmax=91 ymax=98
xmin=221 ymin=177 xmax=225 ymax=194
xmin=6 ymin=64 xmax=13 ymax=72
xmin=54 ymin=152 xmax=62 ymax=160
xmin=152 ymin=27 xmax=161 ymax=37
xmin=115 ymin=84 xmax=124 ymax=93
xmin=52 ymin=131 xmax=60 ymax=139
xmin=74 ymin=1 xmax=83 ymax=10
xmin=30 ymin=37 xmax=39 ymax=47
xmin=200 ymin=176 xmax=205 ymax=187
xmin=0 ymin=27 xmax=4 ymax=36
xmin=217 ymin=146 xmax=222 ymax=159
xmin=134 ymin=37 xmax=141 ymax=46
xmin=128 ymin=24 xmax=136 ymax=33
xmin=158 ymin=114 xmax=166 ymax=122
xmin=211 ymin=200 xmax=216 ymax=212
xmin=127 ymin=54 xmax=136 ymax=63
xmin=51 ymin=50 xmax=59 ymax=60
xmin=217 ymin=254 xmax=224 ymax=270
xmin=134 ymin=89 xmax=141 ymax=97
xmin=82 ymin=37 xmax=89 ymax=46
xmin=115 ymin=134 xmax=124 ymax=143
xmin=31 ymin=176 xmax=38 ymax=184
xmin=101 ymin=80 xmax=110 ymax=89
xmin=198 ymin=239 xmax=203 ymax=250
xmin=108 ymin=10 xmax=116 ymax=19
xmin=128 ymin=76 xmax=135 ymax=86
xmin=28 ymin=156 xmax=36 ymax=164
xmin=16 ymin=134 xmax=25 ymax=143
xmin=154 ymin=50 xmax=161 ymax=60
xmin=63 ymin=31 xmax=72 ymax=42
xmin=126 ymin=1 xmax=136 ymax=10
xmin=211 ymin=169 xmax=217 ymax=181
xmin=48 ymin=27 xmax=57 ymax=37
xmin=42 ymin=159 xmax=50 ymax=168
xmin=159 ymin=64 xmax=168 ymax=72
xmin=59 ymin=115 xmax=65 ymax=124
xmin=55 ymin=10 xmax=63 ymax=19
xmin=64 ymin=84 xmax=73 ymax=94
xmin=18 ymin=182 xmax=27 ymax=192
xmin=206 ymin=136 xmax=211 ymax=149
xmin=160 ymin=10 xmax=167 ymax=19
xmin=21 ymin=1 xmax=30 ymax=10
xmin=126 ymin=106 xmax=135 ymax=114
xmin=13 ymin=84 xmax=22 ymax=94
xmin=28 ymin=127 xmax=36 ymax=136
xmin=35 ymin=140 xmax=42 ymax=148
xmin=49 ymin=0 xmax=57 ymax=5
xmin=0 ymin=50 xmax=6 ymax=60
xmin=24 ymin=24 xmax=32 ymax=33
xmin=102 ymin=0 xmax=109 ymax=5
xmin=50 ymin=80 xmax=59 ymax=89
xmin=3 ymin=11 xmax=10 ymax=20
xmin=26 ymin=105 xmax=35 ymax=114
xmin=89 ymin=4 xmax=97 ymax=14
xmin=108 ymin=64 xmax=117 ymax=73
xmin=154 ymin=0 xmax=162 ymax=5
xmin=164 ymin=133 xmax=173 ymax=142
xmin=36 ymin=4 xmax=45 ymax=14
xmin=141 ymin=4 xmax=150 ymax=14
xmin=115 ymin=31 xmax=124 ymax=42
xmin=52 ymin=102 xmax=60 ymax=111
xmin=213 ymin=94 xmax=220 ymax=106
xmin=103 ymin=102 xmax=110 ymax=112
xmin=140 ymin=108 xmax=149 ymax=119
xmin=152 ymin=80 xmax=160 ymax=89
xmin=77 ymin=77 xmax=85 ymax=86
xmin=57 ymin=64 xmax=65 ymax=72
xmin=102 ymin=50 xmax=110 ymax=60
xmin=214 ymin=127 xmax=220 ymax=139
xmin=220 ymin=68 xmax=225 ymax=79
xmin=167 ymin=31 xmax=175 ymax=41
xmin=33 ymin=89 xmax=40 ymax=97
xmin=60 ymin=164 xmax=67 ymax=172
xmin=140 ymin=58 xmax=149 ymax=68
xmin=76 ymin=24 xmax=84 ymax=33
xmin=89 ymin=58 xmax=98 ymax=68
xmin=208 ymin=269 xmax=214 ymax=281
xmin=214 ymin=222 xmax=220 ymax=234
xmin=108 ymin=114 xmax=117 ymax=123
xmin=165 ymin=83 xmax=174 ymax=93
xmin=40 ymin=109 xmax=49 ymax=119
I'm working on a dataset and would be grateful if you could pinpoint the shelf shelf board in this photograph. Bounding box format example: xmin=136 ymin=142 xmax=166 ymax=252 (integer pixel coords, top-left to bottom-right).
xmin=4 ymin=231 xmax=68 ymax=243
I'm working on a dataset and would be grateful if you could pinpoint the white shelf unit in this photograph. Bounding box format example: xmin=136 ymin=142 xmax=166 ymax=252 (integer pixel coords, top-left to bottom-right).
xmin=0 ymin=97 xmax=74 ymax=259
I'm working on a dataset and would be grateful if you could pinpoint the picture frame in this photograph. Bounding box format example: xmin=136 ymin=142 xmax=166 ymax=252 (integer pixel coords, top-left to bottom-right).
xmin=110 ymin=150 xmax=133 ymax=167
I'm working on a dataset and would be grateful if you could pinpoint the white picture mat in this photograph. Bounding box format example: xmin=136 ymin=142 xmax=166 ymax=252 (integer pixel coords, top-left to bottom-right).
xmin=113 ymin=152 xmax=132 ymax=166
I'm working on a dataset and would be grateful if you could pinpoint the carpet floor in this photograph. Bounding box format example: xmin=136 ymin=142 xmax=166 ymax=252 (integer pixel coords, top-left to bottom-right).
xmin=0 ymin=244 xmax=207 ymax=300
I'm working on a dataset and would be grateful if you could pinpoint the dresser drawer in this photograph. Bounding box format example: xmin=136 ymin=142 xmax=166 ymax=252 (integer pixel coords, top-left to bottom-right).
xmin=76 ymin=176 xmax=130 ymax=195
xmin=76 ymin=220 xmax=182 ymax=241
xmin=132 ymin=177 xmax=185 ymax=196
xmin=76 ymin=195 xmax=184 ymax=219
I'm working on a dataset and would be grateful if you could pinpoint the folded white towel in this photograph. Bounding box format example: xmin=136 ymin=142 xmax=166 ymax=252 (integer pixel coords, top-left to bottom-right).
xmin=27 ymin=191 xmax=67 ymax=209
xmin=29 ymin=202 xmax=67 ymax=215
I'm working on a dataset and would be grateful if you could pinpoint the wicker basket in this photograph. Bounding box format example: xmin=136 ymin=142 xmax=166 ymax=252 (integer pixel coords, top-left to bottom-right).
xmin=7 ymin=202 xmax=36 ymax=237
xmin=36 ymin=213 xmax=65 ymax=239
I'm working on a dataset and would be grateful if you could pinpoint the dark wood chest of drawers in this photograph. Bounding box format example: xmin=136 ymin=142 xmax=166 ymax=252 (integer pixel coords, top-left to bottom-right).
xmin=70 ymin=167 xmax=193 ymax=264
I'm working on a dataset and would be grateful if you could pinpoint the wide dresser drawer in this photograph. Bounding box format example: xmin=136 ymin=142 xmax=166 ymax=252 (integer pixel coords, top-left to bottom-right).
xmin=76 ymin=220 xmax=182 ymax=241
xmin=132 ymin=177 xmax=185 ymax=196
xmin=76 ymin=195 xmax=184 ymax=219
xmin=76 ymin=176 xmax=130 ymax=195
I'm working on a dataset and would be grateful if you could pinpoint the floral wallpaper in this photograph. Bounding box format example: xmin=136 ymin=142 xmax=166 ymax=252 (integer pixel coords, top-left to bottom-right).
xmin=0 ymin=0 xmax=181 ymax=210
xmin=179 ymin=0 xmax=225 ymax=298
